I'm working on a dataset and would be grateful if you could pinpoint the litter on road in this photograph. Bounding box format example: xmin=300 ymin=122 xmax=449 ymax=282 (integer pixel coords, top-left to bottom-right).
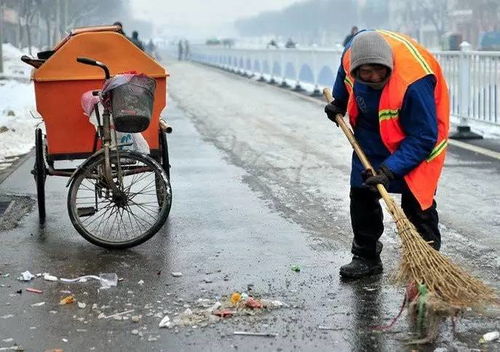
xmin=318 ymin=325 xmax=343 ymax=331
xmin=17 ymin=271 xmax=34 ymax=281
xmin=480 ymin=330 xmax=499 ymax=343
xmin=59 ymin=273 xmax=118 ymax=289
xmin=158 ymin=292 xmax=287 ymax=329
xmin=101 ymin=309 xmax=135 ymax=320
xmin=31 ymin=302 xmax=45 ymax=307
xmin=26 ymin=288 xmax=43 ymax=294
xmin=233 ymin=331 xmax=277 ymax=337
xmin=59 ymin=295 xmax=75 ymax=305
xmin=42 ymin=273 xmax=58 ymax=282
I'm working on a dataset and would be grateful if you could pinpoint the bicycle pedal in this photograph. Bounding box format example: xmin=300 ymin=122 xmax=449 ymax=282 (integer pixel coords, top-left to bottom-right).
xmin=77 ymin=206 xmax=96 ymax=217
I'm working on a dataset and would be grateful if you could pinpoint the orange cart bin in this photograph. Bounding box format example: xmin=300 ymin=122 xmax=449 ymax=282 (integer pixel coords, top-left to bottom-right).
xmin=33 ymin=25 xmax=168 ymax=160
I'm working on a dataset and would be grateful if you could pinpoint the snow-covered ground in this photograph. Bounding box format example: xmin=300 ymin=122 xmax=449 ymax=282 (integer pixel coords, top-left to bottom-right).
xmin=0 ymin=44 xmax=38 ymax=163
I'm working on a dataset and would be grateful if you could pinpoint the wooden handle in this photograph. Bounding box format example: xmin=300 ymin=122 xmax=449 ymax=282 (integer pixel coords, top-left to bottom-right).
xmin=322 ymin=88 xmax=393 ymax=202
xmin=159 ymin=119 xmax=173 ymax=134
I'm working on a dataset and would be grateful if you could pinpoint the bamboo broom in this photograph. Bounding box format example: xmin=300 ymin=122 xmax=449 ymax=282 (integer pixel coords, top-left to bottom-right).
xmin=323 ymin=88 xmax=497 ymax=310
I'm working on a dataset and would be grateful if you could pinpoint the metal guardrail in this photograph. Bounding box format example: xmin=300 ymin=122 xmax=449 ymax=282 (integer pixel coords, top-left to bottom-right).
xmin=187 ymin=45 xmax=500 ymax=135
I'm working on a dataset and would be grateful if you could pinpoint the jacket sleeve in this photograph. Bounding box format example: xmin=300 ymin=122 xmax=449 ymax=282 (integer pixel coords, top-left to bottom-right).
xmin=383 ymin=75 xmax=438 ymax=176
xmin=332 ymin=64 xmax=348 ymax=109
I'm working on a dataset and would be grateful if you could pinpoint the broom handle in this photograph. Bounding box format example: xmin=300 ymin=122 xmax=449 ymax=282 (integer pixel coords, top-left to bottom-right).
xmin=322 ymin=88 xmax=394 ymax=205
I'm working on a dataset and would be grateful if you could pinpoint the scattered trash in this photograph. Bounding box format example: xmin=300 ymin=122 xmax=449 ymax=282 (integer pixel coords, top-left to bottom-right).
xmin=157 ymin=292 xmax=287 ymax=329
xmin=0 ymin=347 xmax=24 ymax=352
xmin=171 ymin=272 xmax=183 ymax=277
xmin=1 ymin=314 xmax=14 ymax=319
xmin=318 ymin=325 xmax=342 ymax=331
xmin=230 ymin=292 xmax=241 ymax=305
xmin=432 ymin=348 xmax=447 ymax=352
xmin=233 ymin=331 xmax=277 ymax=337
xmin=77 ymin=302 xmax=86 ymax=309
xmin=137 ymin=280 xmax=144 ymax=286
xmin=17 ymin=271 xmax=35 ymax=281
xmin=159 ymin=315 xmax=171 ymax=328
xmin=131 ymin=329 xmax=139 ymax=335
xmin=62 ymin=338 xmax=68 ymax=342
xmin=43 ymin=273 xmax=58 ymax=282
xmin=245 ymin=297 xmax=263 ymax=309
xmin=31 ymin=302 xmax=45 ymax=307
xmin=59 ymin=273 xmax=118 ymax=289
xmin=101 ymin=309 xmax=134 ymax=320
xmin=131 ymin=315 xmax=141 ymax=323
xmin=290 ymin=265 xmax=301 ymax=272
xmin=480 ymin=331 xmax=499 ymax=343
xmin=26 ymin=288 xmax=43 ymax=294
xmin=59 ymin=295 xmax=75 ymax=305
xmin=209 ymin=302 xmax=222 ymax=313
xmin=363 ymin=286 xmax=377 ymax=292
xmin=213 ymin=309 xmax=233 ymax=318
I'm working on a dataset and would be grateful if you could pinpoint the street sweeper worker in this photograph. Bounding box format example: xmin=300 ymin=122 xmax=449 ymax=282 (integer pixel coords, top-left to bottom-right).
xmin=324 ymin=30 xmax=450 ymax=279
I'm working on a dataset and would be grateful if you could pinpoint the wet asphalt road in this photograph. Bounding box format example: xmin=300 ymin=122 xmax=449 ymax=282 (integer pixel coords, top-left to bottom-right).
xmin=0 ymin=60 xmax=499 ymax=352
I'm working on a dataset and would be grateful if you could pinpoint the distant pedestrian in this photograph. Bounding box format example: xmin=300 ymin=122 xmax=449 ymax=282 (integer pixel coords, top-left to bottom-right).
xmin=130 ymin=31 xmax=144 ymax=51
xmin=343 ymin=26 xmax=359 ymax=47
xmin=178 ymin=40 xmax=184 ymax=61
xmin=267 ymin=39 xmax=279 ymax=49
xmin=113 ymin=21 xmax=126 ymax=36
xmin=285 ymin=38 xmax=296 ymax=48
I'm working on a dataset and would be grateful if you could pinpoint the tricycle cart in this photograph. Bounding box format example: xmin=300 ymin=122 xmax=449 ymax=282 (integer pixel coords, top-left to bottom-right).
xmin=22 ymin=25 xmax=173 ymax=249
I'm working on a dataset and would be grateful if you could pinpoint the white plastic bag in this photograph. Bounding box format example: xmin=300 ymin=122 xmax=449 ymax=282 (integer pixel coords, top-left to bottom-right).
xmin=116 ymin=131 xmax=150 ymax=154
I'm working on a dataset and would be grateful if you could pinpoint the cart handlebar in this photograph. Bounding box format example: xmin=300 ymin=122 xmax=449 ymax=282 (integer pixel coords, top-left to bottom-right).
xmin=76 ymin=57 xmax=110 ymax=79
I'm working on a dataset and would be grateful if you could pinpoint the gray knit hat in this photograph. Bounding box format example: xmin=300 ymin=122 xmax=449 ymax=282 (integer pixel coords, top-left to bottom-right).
xmin=350 ymin=31 xmax=393 ymax=76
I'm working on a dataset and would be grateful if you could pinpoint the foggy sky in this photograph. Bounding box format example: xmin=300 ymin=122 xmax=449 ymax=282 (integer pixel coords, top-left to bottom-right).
xmin=130 ymin=0 xmax=305 ymax=39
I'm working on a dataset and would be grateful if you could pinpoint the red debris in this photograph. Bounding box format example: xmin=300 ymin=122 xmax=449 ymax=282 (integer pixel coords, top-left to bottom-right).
xmin=26 ymin=288 xmax=43 ymax=294
xmin=213 ymin=309 xmax=233 ymax=318
xmin=245 ymin=297 xmax=263 ymax=309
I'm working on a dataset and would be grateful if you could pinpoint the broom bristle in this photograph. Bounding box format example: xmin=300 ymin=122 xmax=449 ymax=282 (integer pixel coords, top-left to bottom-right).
xmin=387 ymin=199 xmax=497 ymax=309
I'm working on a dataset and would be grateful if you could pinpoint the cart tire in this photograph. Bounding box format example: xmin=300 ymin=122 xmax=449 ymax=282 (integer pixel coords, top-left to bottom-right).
xmin=34 ymin=128 xmax=46 ymax=224
xmin=67 ymin=150 xmax=171 ymax=249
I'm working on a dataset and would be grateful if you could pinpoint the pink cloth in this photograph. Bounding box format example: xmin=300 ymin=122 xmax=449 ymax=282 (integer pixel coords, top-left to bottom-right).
xmin=81 ymin=90 xmax=100 ymax=117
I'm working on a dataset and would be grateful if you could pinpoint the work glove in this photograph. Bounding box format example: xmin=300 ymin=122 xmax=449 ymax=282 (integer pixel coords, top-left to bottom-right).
xmin=362 ymin=165 xmax=394 ymax=192
xmin=324 ymin=100 xmax=346 ymax=126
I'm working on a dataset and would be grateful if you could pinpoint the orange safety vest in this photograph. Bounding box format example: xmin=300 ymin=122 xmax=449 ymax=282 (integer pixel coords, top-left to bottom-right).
xmin=342 ymin=30 xmax=450 ymax=210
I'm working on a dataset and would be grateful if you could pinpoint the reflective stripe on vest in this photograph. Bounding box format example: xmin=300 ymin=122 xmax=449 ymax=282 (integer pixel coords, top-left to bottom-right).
xmin=427 ymin=138 xmax=448 ymax=162
xmin=379 ymin=109 xmax=399 ymax=122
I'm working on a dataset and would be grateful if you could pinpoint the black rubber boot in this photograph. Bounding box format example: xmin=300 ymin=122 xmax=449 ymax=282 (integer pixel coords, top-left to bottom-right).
xmin=339 ymin=255 xmax=383 ymax=279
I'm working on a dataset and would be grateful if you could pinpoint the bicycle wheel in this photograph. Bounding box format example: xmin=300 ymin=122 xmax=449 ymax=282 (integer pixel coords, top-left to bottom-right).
xmin=67 ymin=150 xmax=172 ymax=249
xmin=33 ymin=128 xmax=46 ymax=224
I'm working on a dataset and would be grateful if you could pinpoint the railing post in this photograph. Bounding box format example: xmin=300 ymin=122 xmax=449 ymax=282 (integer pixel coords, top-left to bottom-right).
xmin=451 ymin=41 xmax=482 ymax=139
xmin=310 ymin=48 xmax=322 ymax=97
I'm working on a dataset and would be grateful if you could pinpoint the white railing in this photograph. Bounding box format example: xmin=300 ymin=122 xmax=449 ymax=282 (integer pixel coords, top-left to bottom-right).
xmin=186 ymin=45 xmax=500 ymax=135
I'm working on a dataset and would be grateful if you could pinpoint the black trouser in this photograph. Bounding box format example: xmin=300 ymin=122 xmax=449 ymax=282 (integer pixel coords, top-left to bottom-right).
xmin=350 ymin=185 xmax=441 ymax=259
